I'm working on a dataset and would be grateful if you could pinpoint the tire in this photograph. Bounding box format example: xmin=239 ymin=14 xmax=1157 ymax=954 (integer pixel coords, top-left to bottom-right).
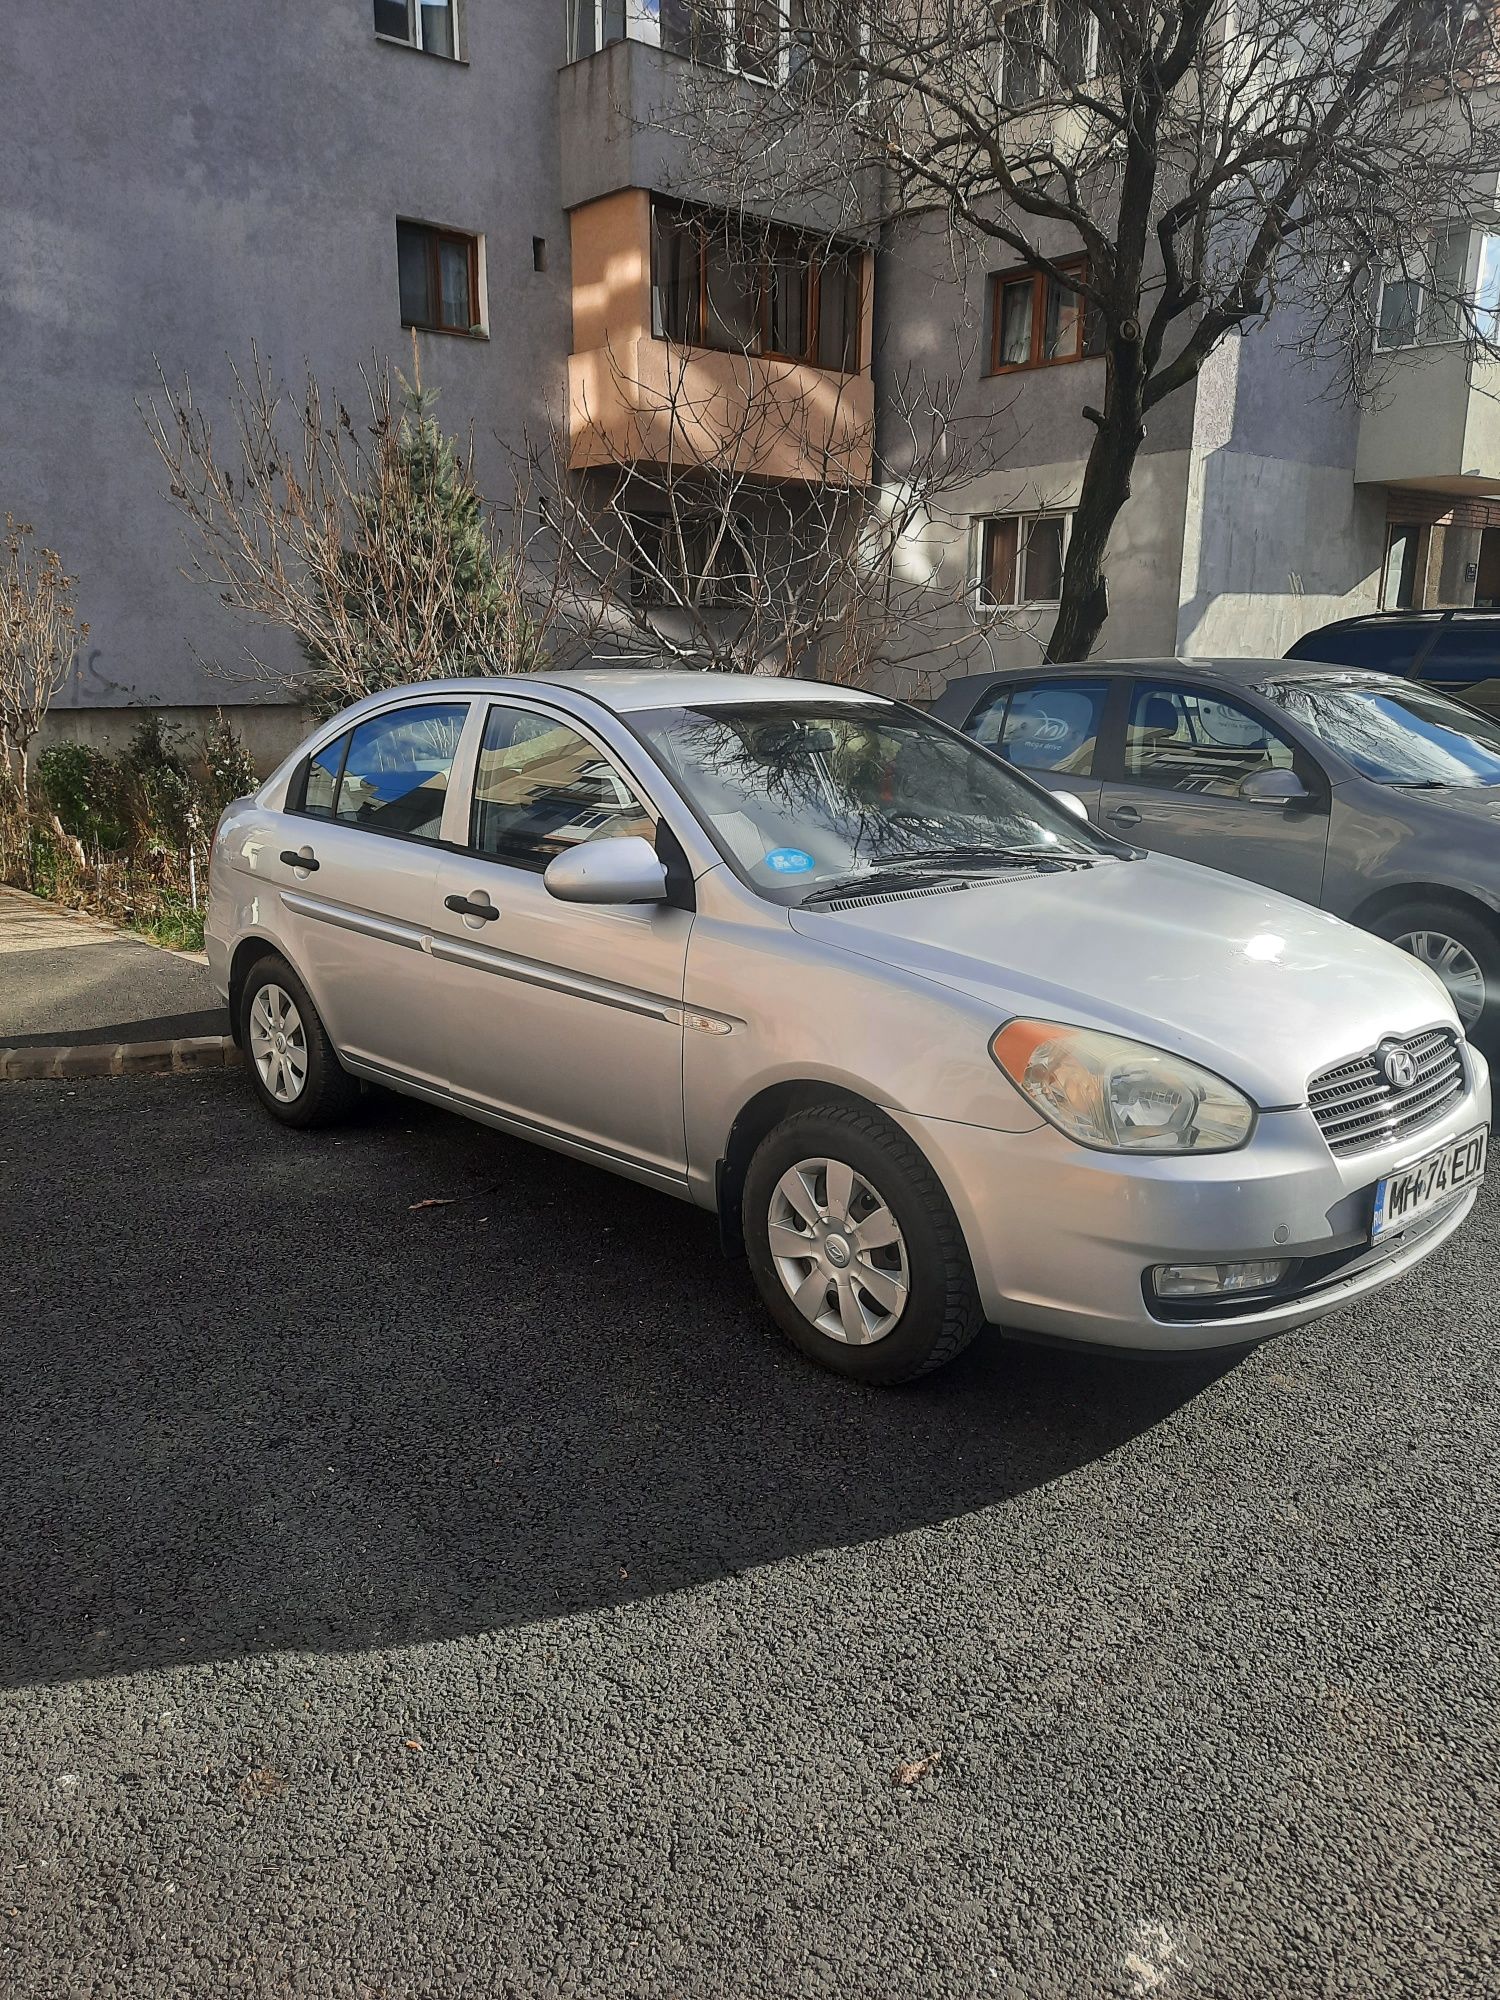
xmin=741 ymin=1102 xmax=985 ymax=1385
xmin=239 ymin=952 xmax=361 ymax=1130
xmin=1368 ymin=897 xmax=1500 ymax=1052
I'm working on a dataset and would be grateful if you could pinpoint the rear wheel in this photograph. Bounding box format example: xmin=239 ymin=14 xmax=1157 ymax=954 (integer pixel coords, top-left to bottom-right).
xmin=742 ymin=1103 xmax=984 ymax=1385
xmin=240 ymin=954 xmax=360 ymax=1129
xmin=1369 ymin=898 xmax=1500 ymax=1049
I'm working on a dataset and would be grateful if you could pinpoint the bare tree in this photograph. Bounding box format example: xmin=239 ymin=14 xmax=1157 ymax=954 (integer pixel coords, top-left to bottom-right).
xmin=504 ymin=317 xmax=1023 ymax=687
xmin=144 ymin=348 xmax=550 ymax=716
xmin=0 ymin=515 xmax=88 ymax=816
xmin=661 ymin=0 xmax=1500 ymax=658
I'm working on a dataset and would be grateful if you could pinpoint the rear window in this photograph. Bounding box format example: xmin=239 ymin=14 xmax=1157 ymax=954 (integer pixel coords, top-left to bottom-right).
xmin=1286 ymin=621 xmax=1422 ymax=672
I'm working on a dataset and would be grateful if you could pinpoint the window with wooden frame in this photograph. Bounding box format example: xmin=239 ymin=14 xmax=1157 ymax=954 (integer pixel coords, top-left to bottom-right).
xmin=650 ymin=199 xmax=865 ymax=372
xmin=976 ymin=512 xmax=1070 ymax=610
xmin=374 ymin=0 xmax=459 ymax=59
xmin=397 ymin=220 xmax=482 ymax=336
xmin=988 ymin=258 xmax=1096 ymax=373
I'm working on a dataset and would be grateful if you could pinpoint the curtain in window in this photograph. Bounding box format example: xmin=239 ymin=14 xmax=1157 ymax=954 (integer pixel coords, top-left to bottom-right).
xmin=817 ymin=251 xmax=860 ymax=371
xmin=439 ymin=237 xmax=473 ymax=330
xmin=767 ymin=240 xmax=810 ymax=358
xmin=1043 ymin=272 xmax=1082 ymax=357
xmin=419 ymin=0 xmax=455 ymax=56
xmin=652 ymin=207 xmax=700 ymax=343
xmin=982 ymin=518 xmax=1020 ymax=605
xmin=705 ymin=226 xmax=760 ymax=350
xmin=1023 ymin=518 xmax=1064 ymax=601
xmin=999 ymin=279 xmax=1034 ymax=365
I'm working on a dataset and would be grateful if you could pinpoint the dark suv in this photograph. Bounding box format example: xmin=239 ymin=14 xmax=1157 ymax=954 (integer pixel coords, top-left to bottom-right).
xmin=1286 ymin=610 xmax=1500 ymax=716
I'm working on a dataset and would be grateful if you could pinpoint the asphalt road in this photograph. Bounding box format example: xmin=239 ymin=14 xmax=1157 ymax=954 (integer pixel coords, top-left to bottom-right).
xmin=2 ymin=1074 xmax=1497 ymax=1999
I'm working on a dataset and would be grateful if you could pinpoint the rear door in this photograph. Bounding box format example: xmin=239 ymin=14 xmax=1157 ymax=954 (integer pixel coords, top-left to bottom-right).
xmin=1096 ymin=678 xmax=1331 ymax=902
xmin=271 ymin=697 xmax=470 ymax=1086
xmin=428 ymin=697 xmax=692 ymax=1181
xmin=959 ymin=674 xmax=1114 ymax=818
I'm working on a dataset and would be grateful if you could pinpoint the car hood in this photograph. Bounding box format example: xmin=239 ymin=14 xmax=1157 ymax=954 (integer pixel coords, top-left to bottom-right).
xmin=789 ymin=853 xmax=1457 ymax=1107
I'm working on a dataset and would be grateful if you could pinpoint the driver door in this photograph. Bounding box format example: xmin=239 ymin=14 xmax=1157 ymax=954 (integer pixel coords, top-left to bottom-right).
xmin=1096 ymin=679 xmax=1330 ymax=901
xmin=429 ymin=698 xmax=693 ymax=1183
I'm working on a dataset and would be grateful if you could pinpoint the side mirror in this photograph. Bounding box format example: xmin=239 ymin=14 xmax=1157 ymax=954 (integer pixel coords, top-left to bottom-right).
xmin=1238 ymin=769 xmax=1312 ymax=805
xmin=1054 ymin=790 xmax=1091 ymax=823
xmin=544 ymin=834 xmax=668 ymax=905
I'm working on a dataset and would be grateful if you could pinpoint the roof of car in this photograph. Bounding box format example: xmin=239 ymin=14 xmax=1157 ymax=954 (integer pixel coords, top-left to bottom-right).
xmin=349 ymin=667 xmax=894 ymax=717
xmin=529 ymin=667 xmax=888 ymax=713
xmin=950 ymin=655 xmax=1365 ymax=688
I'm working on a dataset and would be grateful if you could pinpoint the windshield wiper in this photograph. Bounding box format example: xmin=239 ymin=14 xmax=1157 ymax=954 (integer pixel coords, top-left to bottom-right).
xmin=893 ymin=844 xmax=1097 ymax=872
xmin=799 ymin=867 xmax=970 ymax=906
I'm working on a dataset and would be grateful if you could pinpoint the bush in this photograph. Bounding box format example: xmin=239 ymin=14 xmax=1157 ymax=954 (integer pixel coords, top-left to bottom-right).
xmin=6 ymin=711 xmax=258 ymax=953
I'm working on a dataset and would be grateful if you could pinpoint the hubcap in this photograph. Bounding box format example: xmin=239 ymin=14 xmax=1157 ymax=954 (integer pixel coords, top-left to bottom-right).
xmin=249 ymin=983 xmax=309 ymax=1103
xmin=1392 ymin=928 xmax=1487 ymax=1029
xmin=767 ymin=1156 xmax=909 ymax=1346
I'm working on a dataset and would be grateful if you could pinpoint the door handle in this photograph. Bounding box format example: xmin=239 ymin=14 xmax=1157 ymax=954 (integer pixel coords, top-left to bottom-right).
xmin=444 ymin=893 xmax=500 ymax=922
xmin=280 ymin=848 xmax=319 ymax=871
xmin=1107 ymin=806 xmax=1142 ymax=827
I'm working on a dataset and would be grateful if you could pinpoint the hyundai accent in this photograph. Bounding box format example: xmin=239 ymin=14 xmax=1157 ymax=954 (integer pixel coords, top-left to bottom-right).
xmin=206 ymin=671 xmax=1489 ymax=1383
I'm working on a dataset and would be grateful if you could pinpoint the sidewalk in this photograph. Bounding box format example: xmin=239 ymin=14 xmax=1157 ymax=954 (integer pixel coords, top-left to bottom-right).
xmin=0 ymin=884 xmax=226 ymax=1050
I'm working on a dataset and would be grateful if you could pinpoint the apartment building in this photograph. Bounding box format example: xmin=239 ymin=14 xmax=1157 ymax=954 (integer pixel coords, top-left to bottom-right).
xmin=1 ymin=0 xmax=873 ymax=762
xmin=4 ymin=0 xmax=1496 ymax=752
xmin=882 ymin=203 xmax=1500 ymax=681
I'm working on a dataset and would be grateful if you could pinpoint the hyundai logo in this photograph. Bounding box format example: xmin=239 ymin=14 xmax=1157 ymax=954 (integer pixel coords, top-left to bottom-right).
xmin=1381 ymin=1043 xmax=1418 ymax=1091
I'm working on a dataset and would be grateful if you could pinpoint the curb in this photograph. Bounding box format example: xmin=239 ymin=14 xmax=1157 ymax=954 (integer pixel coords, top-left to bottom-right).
xmin=0 ymin=1036 xmax=242 ymax=1081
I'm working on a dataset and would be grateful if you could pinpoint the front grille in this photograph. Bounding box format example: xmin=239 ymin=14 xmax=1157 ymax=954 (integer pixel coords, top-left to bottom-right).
xmin=1308 ymin=1027 xmax=1466 ymax=1157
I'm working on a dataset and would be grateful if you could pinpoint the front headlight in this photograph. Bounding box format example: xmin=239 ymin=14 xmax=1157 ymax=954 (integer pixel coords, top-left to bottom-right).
xmin=990 ymin=1019 xmax=1256 ymax=1154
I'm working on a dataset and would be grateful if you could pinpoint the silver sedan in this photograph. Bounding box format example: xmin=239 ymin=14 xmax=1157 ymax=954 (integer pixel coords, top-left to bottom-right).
xmin=206 ymin=671 xmax=1489 ymax=1383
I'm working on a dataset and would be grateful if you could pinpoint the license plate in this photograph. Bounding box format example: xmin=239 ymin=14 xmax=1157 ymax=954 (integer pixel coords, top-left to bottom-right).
xmin=1372 ymin=1127 xmax=1488 ymax=1241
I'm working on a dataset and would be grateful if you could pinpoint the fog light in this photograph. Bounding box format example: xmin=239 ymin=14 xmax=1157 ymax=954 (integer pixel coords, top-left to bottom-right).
xmin=1152 ymin=1259 xmax=1291 ymax=1299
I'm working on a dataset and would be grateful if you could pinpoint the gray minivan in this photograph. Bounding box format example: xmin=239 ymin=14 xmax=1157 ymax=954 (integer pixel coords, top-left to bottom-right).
xmin=931 ymin=657 xmax=1500 ymax=1048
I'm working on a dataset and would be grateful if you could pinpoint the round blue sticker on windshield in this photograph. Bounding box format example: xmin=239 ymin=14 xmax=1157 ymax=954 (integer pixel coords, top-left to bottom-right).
xmin=764 ymin=847 xmax=816 ymax=874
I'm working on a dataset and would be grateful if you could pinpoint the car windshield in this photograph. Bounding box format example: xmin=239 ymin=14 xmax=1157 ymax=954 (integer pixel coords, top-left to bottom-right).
xmin=631 ymin=698 xmax=1109 ymax=902
xmin=1263 ymin=678 xmax=1500 ymax=788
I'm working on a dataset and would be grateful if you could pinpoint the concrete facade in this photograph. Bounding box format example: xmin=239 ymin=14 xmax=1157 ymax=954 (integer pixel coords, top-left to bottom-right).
xmin=3 ymin=0 xmax=573 ymax=761
xmin=7 ymin=6 xmax=1495 ymax=740
xmin=870 ymin=212 xmax=1417 ymax=692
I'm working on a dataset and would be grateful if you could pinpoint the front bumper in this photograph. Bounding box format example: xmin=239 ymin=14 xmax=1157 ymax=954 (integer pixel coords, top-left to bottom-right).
xmin=894 ymin=1045 xmax=1490 ymax=1352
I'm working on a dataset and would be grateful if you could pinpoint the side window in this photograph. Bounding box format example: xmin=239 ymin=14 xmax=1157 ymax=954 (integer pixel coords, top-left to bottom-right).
xmin=301 ymin=734 xmax=348 ymax=818
xmin=1417 ymin=626 xmax=1497 ymax=685
xmin=331 ymin=701 xmax=468 ymax=840
xmin=1124 ymin=685 xmax=1297 ymax=796
xmin=994 ymin=679 xmax=1110 ymax=775
xmin=964 ymin=686 xmax=1010 ymax=749
xmin=471 ymin=704 xmax=655 ymax=868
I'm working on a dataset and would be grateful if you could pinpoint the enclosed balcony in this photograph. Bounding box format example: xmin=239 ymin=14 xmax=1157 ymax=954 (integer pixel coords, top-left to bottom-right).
xmin=566 ymin=188 xmax=874 ymax=482
xmin=1356 ymin=224 xmax=1500 ymax=496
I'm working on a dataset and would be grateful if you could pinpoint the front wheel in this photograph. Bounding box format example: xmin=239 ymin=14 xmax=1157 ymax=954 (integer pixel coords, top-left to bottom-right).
xmin=1370 ymin=898 xmax=1500 ymax=1048
xmin=741 ymin=1103 xmax=984 ymax=1385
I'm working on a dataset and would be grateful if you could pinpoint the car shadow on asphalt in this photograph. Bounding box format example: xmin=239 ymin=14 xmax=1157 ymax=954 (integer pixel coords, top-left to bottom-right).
xmin=2 ymin=1077 xmax=1241 ymax=1689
